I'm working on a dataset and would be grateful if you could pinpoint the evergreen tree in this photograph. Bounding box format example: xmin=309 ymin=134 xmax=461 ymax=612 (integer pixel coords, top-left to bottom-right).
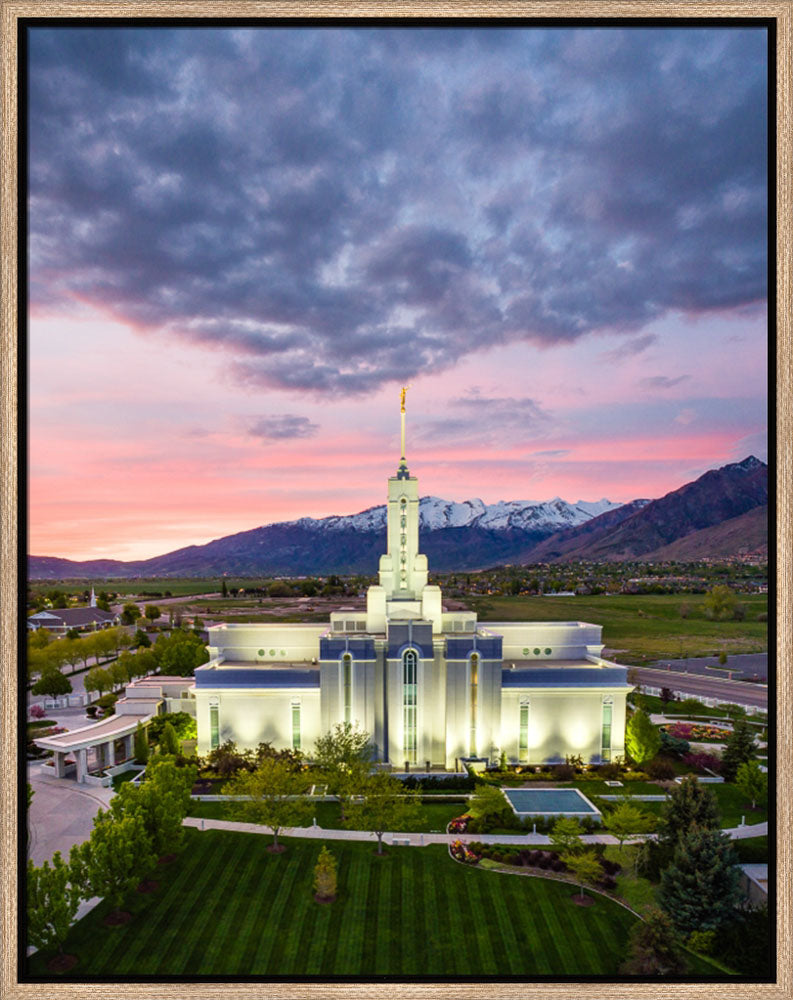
xmin=344 ymin=772 xmax=423 ymax=854
xmin=658 ymin=776 xmax=720 ymax=847
xmin=313 ymin=845 xmax=337 ymax=901
xmin=734 ymin=759 xmax=767 ymax=809
xmin=133 ymin=722 xmax=149 ymax=765
xmin=720 ymin=718 xmax=756 ymax=782
xmin=619 ymin=906 xmax=688 ymax=975
xmin=625 ymin=709 xmax=661 ymax=765
xmin=160 ymin=721 xmax=180 ymax=756
xmin=27 ymin=851 xmax=83 ymax=956
xmin=658 ymin=826 xmax=741 ymax=935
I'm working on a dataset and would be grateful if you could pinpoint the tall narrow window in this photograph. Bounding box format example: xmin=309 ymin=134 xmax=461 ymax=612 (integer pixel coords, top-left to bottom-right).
xmin=209 ymin=703 xmax=219 ymax=750
xmin=342 ymin=653 xmax=352 ymax=724
xmin=469 ymin=653 xmax=479 ymax=757
xmin=601 ymin=698 xmax=613 ymax=762
xmin=403 ymin=649 xmax=417 ymax=763
xmin=291 ymin=699 xmax=301 ymax=751
xmin=519 ymin=698 xmax=530 ymax=762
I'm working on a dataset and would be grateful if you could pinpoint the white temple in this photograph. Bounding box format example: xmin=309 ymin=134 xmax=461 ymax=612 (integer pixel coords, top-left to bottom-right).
xmin=193 ymin=393 xmax=631 ymax=768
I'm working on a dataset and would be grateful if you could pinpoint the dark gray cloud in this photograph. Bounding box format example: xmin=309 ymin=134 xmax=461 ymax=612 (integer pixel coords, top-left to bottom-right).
xmin=599 ymin=334 xmax=658 ymax=364
xmin=28 ymin=26 xmax=767 ymax=394
xmin=248 ymin=414 xmax=319 ymax=440
xmin=639 ymin=375 xmax=690 ymax=390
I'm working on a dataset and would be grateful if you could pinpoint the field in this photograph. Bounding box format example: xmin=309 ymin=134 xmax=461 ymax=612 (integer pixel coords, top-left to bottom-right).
xmin=465 ymin=594 xmax=768 ymax=664
xmin=28 ymin=829 xmax=652 ymax=977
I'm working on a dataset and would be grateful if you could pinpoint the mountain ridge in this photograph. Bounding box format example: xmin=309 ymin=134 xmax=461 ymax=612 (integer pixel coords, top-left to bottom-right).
xmin=28 ymin=457 xmax=767 ymax=578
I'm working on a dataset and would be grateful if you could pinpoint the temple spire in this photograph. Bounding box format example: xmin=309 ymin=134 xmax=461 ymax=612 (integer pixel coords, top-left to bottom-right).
xmin=397 ymin=384 xmax=411 ymax=479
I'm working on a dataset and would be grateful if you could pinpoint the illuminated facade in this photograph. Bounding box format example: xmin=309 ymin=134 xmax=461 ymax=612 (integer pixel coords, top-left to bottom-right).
xmin=194 ymin=402 xmax=631 ymax=767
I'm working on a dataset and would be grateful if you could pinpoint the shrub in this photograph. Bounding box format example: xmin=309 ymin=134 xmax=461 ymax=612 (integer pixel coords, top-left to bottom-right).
xmin=646 ymin=757 xmax=676 ymax=781
xmin=551 ymin=858 xmax=566 ymax=872
xmin=601 ymin=858 xmax=622 ymax=875
xmin=593 ymin=762 xmax=622 ymax=780
xmin=29 ymin=704 xmax=46 ymax=720
xmin=598 ymin=875 xmax=617 ymax=891
xmin=682 ymin=751 xmax=722 ymax=773
xmin=96 ymin=692 xmax=118 ymax=712
xmin=550 ymin=763 xmax=575 ymax=780
xmin=688 ymin=929 xmax=716 ymax=955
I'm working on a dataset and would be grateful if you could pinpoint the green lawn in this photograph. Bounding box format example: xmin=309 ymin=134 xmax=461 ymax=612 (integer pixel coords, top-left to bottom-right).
xmin=732 ymin=836 xmax=768 ymax=863
xmin=29 ymin=829 xmax=646 ymax=977
xmin=597 ymin=782 xmax=767 ymax=830
xmin=465 ymin=593 xmax=767 ymax=664
xmin=187 ymin=798 xmax=464 ymax=833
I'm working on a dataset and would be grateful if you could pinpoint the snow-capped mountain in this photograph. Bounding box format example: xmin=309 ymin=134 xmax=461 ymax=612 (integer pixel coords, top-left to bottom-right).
xmin=291 ymin=496 xmax=622 ymax=535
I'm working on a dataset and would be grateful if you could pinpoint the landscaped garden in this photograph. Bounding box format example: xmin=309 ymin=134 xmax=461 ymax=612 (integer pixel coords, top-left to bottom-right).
xmin=28 ymin=828 xmax=647 ymax=976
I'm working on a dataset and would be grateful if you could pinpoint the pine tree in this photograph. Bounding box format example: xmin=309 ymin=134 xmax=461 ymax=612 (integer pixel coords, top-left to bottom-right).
xmin=27 ymin=851 xmax=83 ymax=956
xmin=620 ymin=906 xmax=688 ymax=974
xmin=133 ymin=722 xmax=149 ymax=765
xmin=658 ymin=776 xmax=720 ymax=847
xmin=160 ymin=721 xmax=180 ymax=756
xmin=658 ymin=826 xmax=741 ymax=935
xmin=720 ymin=718 xmax=756 ymax=782
xmin=313 ymin=845 xmax=337 ymax=901
xmin=625 ymin=709 xmax=661 ymax=765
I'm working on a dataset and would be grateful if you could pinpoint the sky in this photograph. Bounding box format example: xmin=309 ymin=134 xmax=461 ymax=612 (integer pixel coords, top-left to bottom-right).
xmin=27 ymin=25 xmax=769 ymax=561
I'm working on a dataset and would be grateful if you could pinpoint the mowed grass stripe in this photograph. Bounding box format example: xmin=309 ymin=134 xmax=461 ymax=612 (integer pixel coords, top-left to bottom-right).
xmin=517 ymin=878 xmax=558 ymax=974
xmin=436 ymin=857 xmax=467 ymax=975
xmin=34 ymin=834 xmax=645 ymax=978
xmin=236 ymin=844 xmax=292 ymax=969
xmin=332 ymin=845 xmax=370 ymax=974
xmin=359 ymin=852 xmax=384 ymax=972
xmin=171 ymin=833 xmax=250 ymax=973
xmin=373 ymin=853 xmax=393 ymax=975
xmin=83 ymin=833 xmax=217 ymax=974
xmin=195 ymin=841 xmax=264 ymax=973
xmin=477 ymin=871 xmax=522 ymax=974
xmin=249 ymin=849 xmax=305 ymax=973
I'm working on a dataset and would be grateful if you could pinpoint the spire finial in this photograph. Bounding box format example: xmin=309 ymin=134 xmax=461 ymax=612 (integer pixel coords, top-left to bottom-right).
xmin=398 ymin=384 xmax=411 ymax=477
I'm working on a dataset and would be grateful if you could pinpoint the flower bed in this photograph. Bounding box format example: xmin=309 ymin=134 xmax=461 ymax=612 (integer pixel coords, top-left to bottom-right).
xmin=661 ymin=722 xmax=732 ymax=741
xmin=450 ymin=840 xmax=481 ymax=864
xmin=448 ymin=814 xmax=472 ymax=834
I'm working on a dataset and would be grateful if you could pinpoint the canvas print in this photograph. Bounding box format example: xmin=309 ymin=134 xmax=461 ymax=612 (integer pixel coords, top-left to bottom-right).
xmin=23 ymin=21 xmax=771 ymax=980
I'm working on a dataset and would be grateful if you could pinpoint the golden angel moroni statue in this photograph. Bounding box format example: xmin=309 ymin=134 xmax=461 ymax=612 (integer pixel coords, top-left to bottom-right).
xmin=400 ymin=384 xmax=410 ymax=413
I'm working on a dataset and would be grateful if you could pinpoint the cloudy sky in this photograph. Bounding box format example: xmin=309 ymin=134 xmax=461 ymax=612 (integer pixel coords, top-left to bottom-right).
xmin=27 ymin=25 xmax=769 ymax=561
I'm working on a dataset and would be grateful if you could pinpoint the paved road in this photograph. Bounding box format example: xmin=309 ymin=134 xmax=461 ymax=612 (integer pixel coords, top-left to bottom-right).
xmin=633 ymin=666 xmax=767 ymax=710
xmin=27 ymin=762 xmax=113 ymax=865
xmin=649 ymin=653 xmax=768 ymax=683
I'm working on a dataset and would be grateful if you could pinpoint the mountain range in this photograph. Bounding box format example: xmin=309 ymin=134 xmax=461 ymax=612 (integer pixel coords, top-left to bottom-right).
xmin=28 ymin=457 xmax=768 ymax=579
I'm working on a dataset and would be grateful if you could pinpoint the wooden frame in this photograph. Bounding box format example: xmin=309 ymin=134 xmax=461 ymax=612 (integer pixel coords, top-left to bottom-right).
xmin=2 ymin=4 xmax=789 ymax=996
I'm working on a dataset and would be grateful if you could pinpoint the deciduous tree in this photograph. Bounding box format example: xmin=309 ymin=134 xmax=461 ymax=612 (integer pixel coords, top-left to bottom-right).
xmin=225 ymin=757 xmax=311 ymax=851
xmin=27 ymin=851 xmax=83 ymax=956
xmin=71 ymin=811 xmax=155 ymax=916
xmin=560 ymin=849 xmax=602 ymax=902
xmin=735 ymin=760 xmax=767 ymax=809
xmin=344 ymin=772 xmax=422 ymax=854
xmin=31 ymin=668 xmax=72 ymax=699
xmin=133 ymin=722 xmax=149 ymax=765
xmin=313 ymin=723 xmax=373 ymax=820
xmin=549 ymin=817 xmax=583 ymax=855
xmin=603 ymin=802 xmax=656 ymax=853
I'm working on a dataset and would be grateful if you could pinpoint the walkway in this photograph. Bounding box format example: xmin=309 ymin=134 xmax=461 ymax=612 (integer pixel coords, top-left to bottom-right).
xmin=182 ymin=816 xmax=767 ymax=845
xmin=27 ymin=762 xmax=114 ymax=865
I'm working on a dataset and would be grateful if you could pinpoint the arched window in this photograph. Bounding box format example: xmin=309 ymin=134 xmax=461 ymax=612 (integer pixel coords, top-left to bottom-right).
xmin=469 ymin=653 xmax=479 ymax=757
xmin=601 ymin=696 xmax=613 ymax=762
xmin=403 ymin=649 xmax=417 ymax=763
xmin=342 ymin=653 xmax=353 ymax=724
xmin=519 ymin=697 xmax=530 ymax=762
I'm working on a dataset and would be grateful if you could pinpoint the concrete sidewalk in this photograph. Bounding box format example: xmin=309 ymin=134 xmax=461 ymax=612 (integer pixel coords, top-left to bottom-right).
xmin=183 ymin=816 xmax=768 ymax=845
